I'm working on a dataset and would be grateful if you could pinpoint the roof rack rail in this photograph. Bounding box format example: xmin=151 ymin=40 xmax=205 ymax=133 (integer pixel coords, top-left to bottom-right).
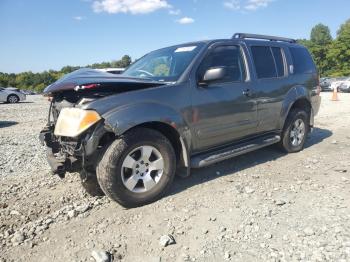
xmin=232 ymin=33 xmax=296 ymax=43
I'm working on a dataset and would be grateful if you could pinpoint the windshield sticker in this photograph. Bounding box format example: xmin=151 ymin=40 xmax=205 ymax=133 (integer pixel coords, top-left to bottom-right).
xmin=174 ymin=46 xmax=197 ymax=53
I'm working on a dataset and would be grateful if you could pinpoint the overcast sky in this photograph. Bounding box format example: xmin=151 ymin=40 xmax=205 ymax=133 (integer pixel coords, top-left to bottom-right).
xmin=1 ymin=0 xmax=350 ymax=73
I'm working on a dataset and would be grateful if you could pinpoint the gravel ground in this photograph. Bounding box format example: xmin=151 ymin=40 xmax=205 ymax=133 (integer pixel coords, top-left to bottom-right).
xmin=0 ymin=93 xmax=349 ymax=262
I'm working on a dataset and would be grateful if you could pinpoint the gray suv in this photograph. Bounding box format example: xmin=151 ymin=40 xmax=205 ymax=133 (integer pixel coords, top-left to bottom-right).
xmin=40 ymin=33 xmax=321 ymax=207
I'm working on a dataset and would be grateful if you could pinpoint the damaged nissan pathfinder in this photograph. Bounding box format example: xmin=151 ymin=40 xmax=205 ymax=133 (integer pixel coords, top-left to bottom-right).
xmin=40 ymin=33 xmax=321 ymax=207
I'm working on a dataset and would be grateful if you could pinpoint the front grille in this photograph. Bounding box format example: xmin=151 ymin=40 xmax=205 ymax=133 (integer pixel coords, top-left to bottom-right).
xmin=58 ymin=136 xmax=82 ymax=156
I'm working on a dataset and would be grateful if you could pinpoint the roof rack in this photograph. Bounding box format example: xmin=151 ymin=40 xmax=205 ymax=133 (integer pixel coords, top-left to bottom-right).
xmin=232 ymin=33 xmax=296 ymax=43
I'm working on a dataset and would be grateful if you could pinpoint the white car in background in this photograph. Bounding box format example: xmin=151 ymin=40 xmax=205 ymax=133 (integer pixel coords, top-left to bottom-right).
xmin=330 ymin=81 xmax=341 ymax=91
xmin=96 ymin=68 xmax=125 ymax=75
xmin=329 ymin=78 xmax=347 ymax=91
xmin=339 ymin=78 xmax=350 ymax=93
xmin=0 ymin=87 xmax=26 ymax=103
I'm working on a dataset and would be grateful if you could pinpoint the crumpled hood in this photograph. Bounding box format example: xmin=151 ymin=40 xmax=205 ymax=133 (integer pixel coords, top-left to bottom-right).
xmin=43 ymin=68 xmax=164 ymax=94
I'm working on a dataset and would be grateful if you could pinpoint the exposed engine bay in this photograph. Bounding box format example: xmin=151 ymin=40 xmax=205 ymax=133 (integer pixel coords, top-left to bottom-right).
xmin=40 ymin=68 xmax=165 ymax=177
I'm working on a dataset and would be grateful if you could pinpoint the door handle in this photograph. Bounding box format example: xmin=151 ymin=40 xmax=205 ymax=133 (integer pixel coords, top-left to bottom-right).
xmin=243 ymin=88 xmax=253 ymax=97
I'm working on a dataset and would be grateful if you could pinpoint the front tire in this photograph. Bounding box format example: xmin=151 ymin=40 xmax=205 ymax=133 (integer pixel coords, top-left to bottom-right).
xmin=279 ymin=109 xmax=309 ymax=153
xmin=7 ymin=95 xmax=19 ymax=103
xmin=97 ymin=128 xmax=176 ymax=208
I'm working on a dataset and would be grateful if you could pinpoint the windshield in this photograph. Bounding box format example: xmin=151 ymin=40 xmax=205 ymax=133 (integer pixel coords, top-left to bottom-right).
xmin=123 ymin=43 xmax=205 ymax=82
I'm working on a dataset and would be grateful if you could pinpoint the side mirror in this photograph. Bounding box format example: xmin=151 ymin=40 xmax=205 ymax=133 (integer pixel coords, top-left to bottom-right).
xmin=199 ymin=67 xmax=226 ymax=86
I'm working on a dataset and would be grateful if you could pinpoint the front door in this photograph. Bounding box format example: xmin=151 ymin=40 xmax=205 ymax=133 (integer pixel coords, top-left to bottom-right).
xmin=190 ymin=44 xmax=258 ymax=152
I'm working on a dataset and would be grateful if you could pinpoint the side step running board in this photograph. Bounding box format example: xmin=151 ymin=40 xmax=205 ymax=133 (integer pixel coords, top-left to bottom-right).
xmin=191 ymin=135 xmax=281 ymax=168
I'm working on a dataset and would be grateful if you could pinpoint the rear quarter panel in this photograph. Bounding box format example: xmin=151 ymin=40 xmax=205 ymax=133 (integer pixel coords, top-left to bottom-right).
xmin=279 ymin=44 xmax=321 ymax=128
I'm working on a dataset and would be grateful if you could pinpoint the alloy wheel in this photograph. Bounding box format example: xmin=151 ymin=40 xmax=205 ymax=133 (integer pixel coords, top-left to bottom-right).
xmin=8 ymin=95 xmax=18 ymax=103
xmin=121 ymin=145 xmax=164 ymax=193
xmin=290 ymin=119 xmax=305 ymax=147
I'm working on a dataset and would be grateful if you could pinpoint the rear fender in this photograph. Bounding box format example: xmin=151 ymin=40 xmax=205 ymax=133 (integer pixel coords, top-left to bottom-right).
xmin=279 ymin=86 xmax=312 ymax=129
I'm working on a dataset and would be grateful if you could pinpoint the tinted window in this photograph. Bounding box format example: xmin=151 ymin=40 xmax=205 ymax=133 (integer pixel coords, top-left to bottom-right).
xmin=289 ymin=47 xmax=316 ymax=74
xmin=271 ymin=47 xmax=285 ymax=77
xmin=198 ymin=45 xmax=246 ymax=83
xmin=251 ymin=46 xmax=277 ymax=78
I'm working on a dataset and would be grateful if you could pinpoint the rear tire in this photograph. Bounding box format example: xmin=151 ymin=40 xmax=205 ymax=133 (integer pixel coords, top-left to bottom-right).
xmin=279 ymin=108 xmax=309 ymax=153
xmin=7 ymin=95 xmax=19 ymax=103
xmin=96 ymin=128 xmax=176 ymax=208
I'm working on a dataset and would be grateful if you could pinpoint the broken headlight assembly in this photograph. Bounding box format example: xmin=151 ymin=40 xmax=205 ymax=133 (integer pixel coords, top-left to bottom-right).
xmin=54 ymin=108 xmax=101 ymax=138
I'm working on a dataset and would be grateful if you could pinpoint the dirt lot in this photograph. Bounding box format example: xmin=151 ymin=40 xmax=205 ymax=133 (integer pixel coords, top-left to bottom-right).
xmin=0 ymin=93 xmax=349 ymax=262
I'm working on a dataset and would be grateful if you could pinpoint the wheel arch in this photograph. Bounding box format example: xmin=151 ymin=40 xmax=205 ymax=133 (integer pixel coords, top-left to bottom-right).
xmin=126 ymin=121 xmax=189 ymax=168
xmin=101 ymin=103 xmax=191 ymax=170
xmin=7 ymin=93 xmax=19 ymax=102
xmin=280 ymin=86 xmax=313 ymax=130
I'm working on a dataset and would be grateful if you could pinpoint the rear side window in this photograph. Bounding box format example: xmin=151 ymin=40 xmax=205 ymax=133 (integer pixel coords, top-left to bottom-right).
xmin=251 ymin=46 xmax=276 ymax=79
xmin=271 ymin=47 xmax=285 ymax=77
xmin=289 ymin=47 xmax=316 ymax=74
xmin=251 ymin=46 xmax=286 ymax=79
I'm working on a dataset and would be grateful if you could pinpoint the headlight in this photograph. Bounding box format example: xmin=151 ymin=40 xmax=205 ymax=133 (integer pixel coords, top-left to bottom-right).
xmin=54 ymin=108 xmax=101 ymax=137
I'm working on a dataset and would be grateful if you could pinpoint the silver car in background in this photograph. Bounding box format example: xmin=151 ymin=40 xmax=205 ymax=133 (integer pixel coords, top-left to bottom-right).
xmin=339 ymin=78 xmax=350 ymax=92
xmin=0 ymin=87 xmax=26 ymax=103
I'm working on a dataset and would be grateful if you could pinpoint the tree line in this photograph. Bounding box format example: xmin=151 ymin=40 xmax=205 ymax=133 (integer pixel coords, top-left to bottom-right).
xmin=298 ymin=19 xmax=350 ymax=77
xmin=0 ymin=55 xmax=131 ymax=92
xmin=1 ymin=18 xmax=350 ymax=92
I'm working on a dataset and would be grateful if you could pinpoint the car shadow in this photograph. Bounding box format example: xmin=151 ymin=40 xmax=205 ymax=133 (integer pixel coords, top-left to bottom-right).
xmin=169 ymin=127 xmax=333 ymax=196
xmin=0 ymin=121 xmax=18 ymax=128
xmin=16 ymin=101 xmax=34 ymax=104
xmin=0 ymin=101 xmax=33 ymax=104
xmin=304 ymin=127 xmax=333 ymax=148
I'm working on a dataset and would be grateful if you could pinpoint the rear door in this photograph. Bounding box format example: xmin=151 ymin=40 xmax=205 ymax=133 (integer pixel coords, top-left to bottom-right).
xmin=247 ymin=44 xmax=289 ymax=133
xmin=190 ymin=43 xmax=258 ymax=152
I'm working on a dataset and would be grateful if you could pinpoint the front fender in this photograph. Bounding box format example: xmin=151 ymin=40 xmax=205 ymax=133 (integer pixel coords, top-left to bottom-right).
xmin=102 ymin=102 xmax=186 ymax=135
xmin=102 ymin=102 xmax=191 ymax=171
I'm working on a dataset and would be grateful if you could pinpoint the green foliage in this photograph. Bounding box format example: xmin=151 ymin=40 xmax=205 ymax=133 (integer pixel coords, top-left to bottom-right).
xmin=310 ymin=23 xmax=332 ymax=45
xmin=297 ymin=19 xmax=350 ymax=77
xmin=61 ymin=66 xmax=80 ymax=74
xmin=0 ymin=55 xmax=132 ymax=92
xmin=298 ymin=38 xmax=330 ymax=76
xmin=119 ymin=55 xmax=132 ymax=68
xmin=326 ymin=19 xmax=350 ymax=76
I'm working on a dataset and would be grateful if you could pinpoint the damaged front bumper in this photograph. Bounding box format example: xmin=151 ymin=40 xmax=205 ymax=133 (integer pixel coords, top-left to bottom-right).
xmin=39 ymin=123 xmax=107 ymax=178
xmin=39 ymin=125 xmax=81 ymax=177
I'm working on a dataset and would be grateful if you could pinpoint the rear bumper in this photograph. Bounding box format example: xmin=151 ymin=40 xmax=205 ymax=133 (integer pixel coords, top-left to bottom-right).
xmin=309 ymin=95 xmax=321 ymax=128
xmin=311 ymin=95 xmax=321 ymax=116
